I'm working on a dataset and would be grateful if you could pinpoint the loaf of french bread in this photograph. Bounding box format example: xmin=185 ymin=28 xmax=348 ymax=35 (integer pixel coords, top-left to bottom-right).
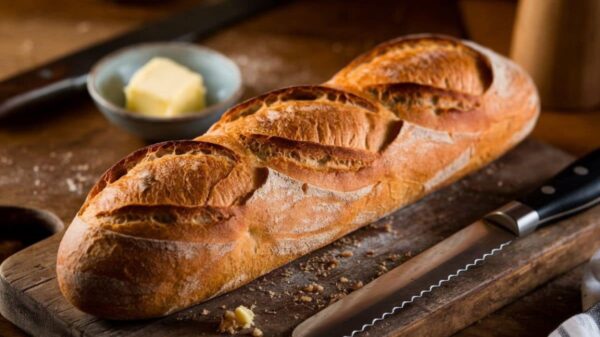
xmin=57 ymin=35 xmax=539 ymax=319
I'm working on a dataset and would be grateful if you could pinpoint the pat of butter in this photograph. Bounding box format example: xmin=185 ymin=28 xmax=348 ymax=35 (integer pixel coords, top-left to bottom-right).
xmin=234 ymin=305 xmax=254 ymax=329
xmin=124 ymin=57 xmax=206 ymax=117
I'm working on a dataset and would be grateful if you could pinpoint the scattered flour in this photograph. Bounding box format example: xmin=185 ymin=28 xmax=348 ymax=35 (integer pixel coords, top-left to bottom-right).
xmin=266 ymin=109 xmax=280 ymax=122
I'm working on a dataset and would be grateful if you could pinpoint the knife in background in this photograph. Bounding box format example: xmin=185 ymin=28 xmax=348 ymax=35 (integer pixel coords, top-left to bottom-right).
xmin=0 ymin=0 xmax=282 ymax=119
xmin=293 ymin=148 xmax=600 ymax=337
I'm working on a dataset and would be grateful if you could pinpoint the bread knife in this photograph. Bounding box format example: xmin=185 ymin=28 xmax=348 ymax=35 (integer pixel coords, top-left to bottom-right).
xmin=293 ymin=148 xmax=600 ymax=337
xmin=0 ymin=0 xmax=282 ymax=119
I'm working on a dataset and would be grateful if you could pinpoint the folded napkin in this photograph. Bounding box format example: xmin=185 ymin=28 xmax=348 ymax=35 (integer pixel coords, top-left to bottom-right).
xmin=549 ymin=250 xmax=600 ymax=337
xmin=549 ymin=304 xmax=600 ymax=337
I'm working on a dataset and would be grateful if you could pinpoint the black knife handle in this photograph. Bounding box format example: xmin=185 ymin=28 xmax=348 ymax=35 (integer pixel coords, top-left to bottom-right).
xmin=486 ymin=148 xmax=600 ymax=236
xmin=518 ymin=148 xmax=600 ymax=226
xmin=0 ymin=71 xmax=88 ymax=119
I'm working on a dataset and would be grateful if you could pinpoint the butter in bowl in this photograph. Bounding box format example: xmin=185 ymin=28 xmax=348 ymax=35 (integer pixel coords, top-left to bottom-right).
xmin=87 ymin=42 xmax=242 ymax=141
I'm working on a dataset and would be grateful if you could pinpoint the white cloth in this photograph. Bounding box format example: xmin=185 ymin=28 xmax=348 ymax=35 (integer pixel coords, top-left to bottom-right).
xmin=549 ymin=313 xmax=600 ymax=337
xmin=583 ymin=250 xmax=600 ymax=310
xmin=549 ymin=250 xmax=600 ymax=337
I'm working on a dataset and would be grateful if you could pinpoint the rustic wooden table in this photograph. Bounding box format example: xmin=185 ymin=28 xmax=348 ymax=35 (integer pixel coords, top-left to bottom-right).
xmin=0 ymin=0 xmax=598 ymax=336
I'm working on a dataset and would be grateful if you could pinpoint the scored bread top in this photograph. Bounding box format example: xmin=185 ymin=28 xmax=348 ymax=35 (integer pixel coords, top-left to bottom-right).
xmin=80 ymin=35 xmax=524 ymax=232
xmin=58 ymin=35 xmax=539 ymax=319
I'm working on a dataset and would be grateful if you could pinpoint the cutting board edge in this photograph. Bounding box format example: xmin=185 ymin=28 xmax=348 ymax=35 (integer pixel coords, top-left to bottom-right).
xmin=0 ymin=255 xmax=70 ymax=337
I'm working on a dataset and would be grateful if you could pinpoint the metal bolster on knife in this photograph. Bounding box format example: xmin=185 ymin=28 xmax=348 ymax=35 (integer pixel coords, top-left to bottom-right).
xmin=485 ymin=201 xmax=540 ymax=237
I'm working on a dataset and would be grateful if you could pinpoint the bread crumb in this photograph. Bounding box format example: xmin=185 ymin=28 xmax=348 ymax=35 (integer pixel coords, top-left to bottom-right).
xmin=352 ymin=281 xmax=364 ymax=290
xmin=333 ymin=236 xmax=361 ymax=247
xmin=339 ymin=276 xmax=349 ymax=284
xmin=365 ymin=250 xmax=375 ymax=257
xmin=300 ymin=254 xmax=341 ymax=277
xmin=299 ymin=295 xmax=312 ymax=303
xmin=201 ymin=308 xmax=210 ymax=316
xmin=303 ymin=283 xmax=315 ymax=293
xmin=303 ymin=282 xmax=324 ymax=293
xmin=252 ymin=328 xmax=263 ymax=337
xmin=218 ymin=310 xmax=237 ymax=334
xmin=326 ymin=259 xmax=339 ymax=270
xmin=387 ymin=253 xmax=401 ymax=262
xmin=339 ymin=250 xmax=354 ymax=258
xmin=329 ymin=292 xmax=347 ymax=304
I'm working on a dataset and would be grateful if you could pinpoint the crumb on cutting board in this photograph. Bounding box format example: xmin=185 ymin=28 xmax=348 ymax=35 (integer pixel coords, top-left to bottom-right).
xmin=298 ymin=295 xmax=312 ymax=303
xmin=339 ymin=250 xmax=353 ymax=258
xmin=218 ymin=305 xmax=258 ymax=335
xmin=383 ymin=221 xmax=394 ymax=233
xmin=302 ymin=282 xmax=324 ymax=293
xmin=352 ymin=280 xmax=364 ymax=290
xmin=213 ymin=215 xmax=400 ymax=331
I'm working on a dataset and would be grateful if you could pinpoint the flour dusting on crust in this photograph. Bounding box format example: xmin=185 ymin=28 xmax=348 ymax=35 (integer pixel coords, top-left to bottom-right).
xmin=424 ymin=146 xmax=473 ymax=191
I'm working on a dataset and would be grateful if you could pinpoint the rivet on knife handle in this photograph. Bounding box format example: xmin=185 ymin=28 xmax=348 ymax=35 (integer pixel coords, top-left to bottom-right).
xmin=487 ymin=148 xmax=600 ymax=236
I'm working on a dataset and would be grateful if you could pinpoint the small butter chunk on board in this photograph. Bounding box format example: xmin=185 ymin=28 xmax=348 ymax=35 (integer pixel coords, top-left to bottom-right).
xmin=218 ymin=305 xmax=257 ymax=334
xmin=124 ymin=57 xmax=206 ymax=117
xmin=234 ymin=305 xmax=255 ymax=329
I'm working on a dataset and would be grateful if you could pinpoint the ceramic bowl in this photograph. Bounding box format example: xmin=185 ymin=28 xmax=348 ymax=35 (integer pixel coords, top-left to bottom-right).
xmin=87 ymin=42 xmax=242 ymax=141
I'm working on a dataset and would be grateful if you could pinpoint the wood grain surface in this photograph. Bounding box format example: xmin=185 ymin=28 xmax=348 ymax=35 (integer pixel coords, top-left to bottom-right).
xmin=3 ymin=140 xmax=600 ymax=337
xmin=0 ymin=0 xmax=599 ymax=336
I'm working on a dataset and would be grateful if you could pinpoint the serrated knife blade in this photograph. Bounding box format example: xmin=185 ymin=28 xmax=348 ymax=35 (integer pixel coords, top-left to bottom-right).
xmin=292 ymin=220 xmax=514 ymax=337
xmin=293 ymin=147 xmax=600 ymax=337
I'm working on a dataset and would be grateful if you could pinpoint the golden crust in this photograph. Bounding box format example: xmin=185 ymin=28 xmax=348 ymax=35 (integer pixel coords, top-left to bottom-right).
xmin=330 ymin=35 xmax=493 ymax=95
xmin=57 ymin=35 xmax=540 ymax=319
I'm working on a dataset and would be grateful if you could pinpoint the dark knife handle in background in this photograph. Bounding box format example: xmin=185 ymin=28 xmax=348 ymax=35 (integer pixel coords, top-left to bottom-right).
xmin=518 ymin=147 xmax=600 ymax=226
xmin=0 ymin=62 xmax=88 ymax=119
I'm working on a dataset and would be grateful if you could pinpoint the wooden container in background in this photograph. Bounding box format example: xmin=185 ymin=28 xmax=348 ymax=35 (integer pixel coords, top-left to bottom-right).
xmin=511 ymin=0 xmax=600 ymax=110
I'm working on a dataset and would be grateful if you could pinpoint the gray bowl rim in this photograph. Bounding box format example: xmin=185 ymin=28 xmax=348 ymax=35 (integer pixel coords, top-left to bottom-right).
xmin=87 ymin=42 xmax=243 ymax=123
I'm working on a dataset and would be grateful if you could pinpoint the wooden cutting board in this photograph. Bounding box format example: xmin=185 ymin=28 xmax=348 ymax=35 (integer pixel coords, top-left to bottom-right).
xmin=1 ymin=139 xmax=599 ymax=337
